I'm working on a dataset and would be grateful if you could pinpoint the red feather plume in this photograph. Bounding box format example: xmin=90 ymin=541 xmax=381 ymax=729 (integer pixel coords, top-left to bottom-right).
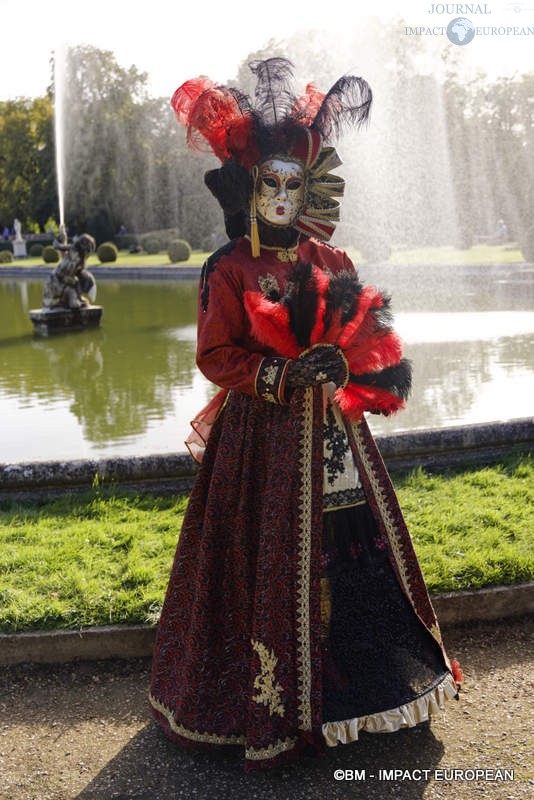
xmin=171 ymin=79 xmax=258 ymax=166
xmin=244 ymin=291 xmax=301 ymax=358
xmin=334 ymin=383 xmax=406 ymax=420
xmin=292 ymin=83 xmax=326 ymax=126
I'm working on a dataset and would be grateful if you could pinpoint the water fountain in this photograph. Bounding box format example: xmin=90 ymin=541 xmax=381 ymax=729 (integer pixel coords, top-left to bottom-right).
xmin=0 ymin=23 xmax=531 ymax=459
xmin=28 ymin=46 xmax=103 ymax=337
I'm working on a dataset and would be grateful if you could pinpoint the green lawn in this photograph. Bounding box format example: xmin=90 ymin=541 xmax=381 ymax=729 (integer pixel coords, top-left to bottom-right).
xmin=2 ymin=251 xmax=207 ymax=268
xmin=0 ymin=453 xmax=532 ymax=634
xmin=1 ymin=244 xmax=526 ymax=269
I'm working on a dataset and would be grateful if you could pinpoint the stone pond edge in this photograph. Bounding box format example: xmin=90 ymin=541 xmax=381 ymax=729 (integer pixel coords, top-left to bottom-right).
xmin=1 ymin=582 xmax=532 ymax=666
xmin=1 ymin=418 xmax=533 ymax=496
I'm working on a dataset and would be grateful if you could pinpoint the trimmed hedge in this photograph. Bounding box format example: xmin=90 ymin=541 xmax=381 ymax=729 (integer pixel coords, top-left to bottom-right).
xmin=43 ymin=246 xmax=60 ymax=264
xmin=29 ymin=243 xmax=44 ymax=257
xmin=0 ymin=250 xmax=13 ymax=263
xmin=168 ymin=239 xmax=192 ymax=263
xmin=141 ymin=235 xmax=161 ymax=255
xmin=97 ymin=241 xmax=118 ymax=263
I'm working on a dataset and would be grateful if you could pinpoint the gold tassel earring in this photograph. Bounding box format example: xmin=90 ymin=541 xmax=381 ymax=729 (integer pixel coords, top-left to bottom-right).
xmin=250 ymin=165 xmax=260 ymax=258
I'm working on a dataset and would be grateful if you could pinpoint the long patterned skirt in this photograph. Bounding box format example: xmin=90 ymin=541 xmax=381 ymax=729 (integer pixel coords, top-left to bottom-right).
xmin=149 ymin=388 xmax=457 ymax=769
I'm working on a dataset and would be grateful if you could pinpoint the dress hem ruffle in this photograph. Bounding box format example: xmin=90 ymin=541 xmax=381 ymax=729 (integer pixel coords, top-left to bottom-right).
xmin=322 ymin=671 xmax=458 ymax=746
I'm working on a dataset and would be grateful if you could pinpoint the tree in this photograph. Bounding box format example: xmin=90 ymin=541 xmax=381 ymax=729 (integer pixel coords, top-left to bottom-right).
xmin=0 ymin=96 xmax=56 ymax=230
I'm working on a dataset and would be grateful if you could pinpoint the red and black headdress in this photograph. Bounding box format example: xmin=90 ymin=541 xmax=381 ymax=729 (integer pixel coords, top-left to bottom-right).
xmin=171 ymin=58 xmax=372 ymax=245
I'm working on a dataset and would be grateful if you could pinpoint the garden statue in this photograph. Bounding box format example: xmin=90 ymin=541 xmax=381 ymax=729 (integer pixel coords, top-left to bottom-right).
xmin=42 ymin=229 xmax=97 ymax=310
xmin=29 ymin=226 xmax=103 ymax=336
xmin=12 ymin=218 xmax=27 ymax=258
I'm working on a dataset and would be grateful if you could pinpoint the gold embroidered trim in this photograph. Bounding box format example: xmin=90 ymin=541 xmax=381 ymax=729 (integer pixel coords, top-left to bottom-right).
xmin=150 ymin=693 xmax=297 ymax=761
xmin=349 ymin=420 xmax=442 ymax=645
xmin=149 ymin=694 xmax=245 ymax=745
xmin=251 ymin=639 xmax=285 ymax=717
xmin=245 ymin=737 xmax=297 ymax=760
xmin=349 ymin=421 xmax=415 ymax=607
xmin=296 ymin=387 xmax=314 ymax=731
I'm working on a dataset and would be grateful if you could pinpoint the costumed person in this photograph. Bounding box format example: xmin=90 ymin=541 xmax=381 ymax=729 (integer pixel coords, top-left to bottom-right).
xmin=149 ymin=58 xmax=462 ymax=770
xmin=42 ymin=226 xmax=97 ymax=310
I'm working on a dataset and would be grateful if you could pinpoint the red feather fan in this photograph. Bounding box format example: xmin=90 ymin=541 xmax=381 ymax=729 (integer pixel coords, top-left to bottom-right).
xmin=245 ymin=264 xmax=411 ymax=419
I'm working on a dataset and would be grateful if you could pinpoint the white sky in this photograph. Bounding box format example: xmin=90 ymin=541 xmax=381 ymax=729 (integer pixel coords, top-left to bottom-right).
xmin=0 ymin=0 xmax=533 ymax=100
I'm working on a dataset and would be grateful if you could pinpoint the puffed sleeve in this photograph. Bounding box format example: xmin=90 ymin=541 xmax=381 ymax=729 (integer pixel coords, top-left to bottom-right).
xmin=196 ymin=257 xmax=290 ymax=404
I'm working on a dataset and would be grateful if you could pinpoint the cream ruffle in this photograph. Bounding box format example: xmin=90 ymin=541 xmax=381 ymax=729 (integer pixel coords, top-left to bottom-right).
xmin=322 ymin=672 xmax=458 ymax=747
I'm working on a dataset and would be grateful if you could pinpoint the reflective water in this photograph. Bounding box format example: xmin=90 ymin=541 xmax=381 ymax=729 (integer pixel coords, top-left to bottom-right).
xmin=1 ymin=263 xmax=532 ymax=462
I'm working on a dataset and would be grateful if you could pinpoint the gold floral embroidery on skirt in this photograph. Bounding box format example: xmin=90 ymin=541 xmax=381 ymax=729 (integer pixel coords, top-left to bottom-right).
xmin=251 ymin=639 xmax=285 ymax=717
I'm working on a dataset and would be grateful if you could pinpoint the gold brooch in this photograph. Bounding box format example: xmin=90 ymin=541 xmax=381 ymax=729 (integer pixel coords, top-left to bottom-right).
xmin=275 ymin=249 xmax=299 ymax=263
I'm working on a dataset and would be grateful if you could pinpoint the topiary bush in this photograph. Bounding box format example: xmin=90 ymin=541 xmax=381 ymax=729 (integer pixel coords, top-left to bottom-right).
xmin=0 ymin=249 xmax=13 ymax=263
xmin=115 ymin=233 xmax=139 ymax=251
xmin=97 ymin=241 xmax=118 ymax=263
xmin=29 ymin=243 xmax=44 ymax=257
xmin=141 ymin=235 xmax=162 ymax=255
xmin=43 ymin=246 xmax=60 ymax=264
xmin=140 ymin=228 xmax=180 ymax=250
xmin=168 ymin=239 xmax=192 ymax=263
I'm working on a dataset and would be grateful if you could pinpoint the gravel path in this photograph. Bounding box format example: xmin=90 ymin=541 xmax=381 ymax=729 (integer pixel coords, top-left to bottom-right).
xmin=0 ymin=616 xmax=532 ymax=800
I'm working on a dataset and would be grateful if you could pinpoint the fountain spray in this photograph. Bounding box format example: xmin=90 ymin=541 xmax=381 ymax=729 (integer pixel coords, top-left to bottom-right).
xmin=54 ymin=45 xmax=67 ymax=241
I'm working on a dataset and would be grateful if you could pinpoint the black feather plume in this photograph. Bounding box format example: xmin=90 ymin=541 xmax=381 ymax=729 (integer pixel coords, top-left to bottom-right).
xmin=312 ymin=75 xmax=372 ymax=143
xmin=325 ymin=270 xmax=364 ymax=330
xmin=370 ymin=293 xmax=394 ymax=333
xmin=350 ymin=359 xmax=413 ymax=400
xmin=282 ymin=262 xmax=318 ymax=348
xmin=249 ymin=58 xmax=297 ymax=125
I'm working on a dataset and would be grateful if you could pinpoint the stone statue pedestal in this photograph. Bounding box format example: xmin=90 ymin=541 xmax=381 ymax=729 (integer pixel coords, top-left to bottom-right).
xmin=13 ymin=241 xmax=27 ymax=258
xmin=29 ymin=305 xmax=103 ymax=337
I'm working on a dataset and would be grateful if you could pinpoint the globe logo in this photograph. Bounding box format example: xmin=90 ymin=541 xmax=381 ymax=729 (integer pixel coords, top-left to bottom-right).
xmin=446 ymin=17 xmax=476 ymax=46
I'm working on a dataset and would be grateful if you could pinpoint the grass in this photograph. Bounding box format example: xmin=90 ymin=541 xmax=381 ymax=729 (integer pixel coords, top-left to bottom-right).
xmin=1 ymin=244 xmax=526 ymax=270
xmin=0 ymin=453 xmax=532 ymax=634
xmin=2 ymin=251 xmax=207 ymax=268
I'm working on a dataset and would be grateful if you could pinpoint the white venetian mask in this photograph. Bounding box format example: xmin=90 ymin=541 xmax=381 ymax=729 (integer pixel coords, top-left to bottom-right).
xmin=256 ymin=159 xmax=305 ymax=227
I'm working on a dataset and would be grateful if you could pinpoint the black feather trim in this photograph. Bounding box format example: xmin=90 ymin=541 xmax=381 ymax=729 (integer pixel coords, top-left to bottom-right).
xmin=311 ymin=75 xmax=372 ymax=143
xmin=350 ymin=359 xmax=413 ymax=399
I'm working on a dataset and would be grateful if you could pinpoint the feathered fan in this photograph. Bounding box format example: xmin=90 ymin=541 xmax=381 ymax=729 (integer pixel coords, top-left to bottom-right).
xmin=244 ymin=263 xmax=411 ymax=419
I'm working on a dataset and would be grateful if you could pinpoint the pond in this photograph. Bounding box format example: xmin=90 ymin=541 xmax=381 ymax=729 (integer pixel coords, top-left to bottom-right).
xmin=1 ymin=262 xmax=533 ymax=463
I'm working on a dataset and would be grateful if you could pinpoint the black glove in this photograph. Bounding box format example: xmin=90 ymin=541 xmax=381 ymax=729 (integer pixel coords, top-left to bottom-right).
xmin=286 ymin=344 xmax=348 ymax=389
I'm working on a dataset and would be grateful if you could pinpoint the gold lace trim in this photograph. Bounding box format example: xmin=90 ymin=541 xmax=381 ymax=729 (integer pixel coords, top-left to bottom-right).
xmin=251 ymin=639 xmax=285 ymax=717
xmin=296 ymin=387 xmax=314 ymax=731
xmin=245 ymin=737 xmax=297 ymax=760
xmin=149 ymin=694 xmax=245 ymax=745
xmin=150 ymin=693 xmax=297 ymax=761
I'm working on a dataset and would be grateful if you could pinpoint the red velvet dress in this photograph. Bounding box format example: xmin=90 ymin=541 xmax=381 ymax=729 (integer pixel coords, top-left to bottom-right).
xmin=149 ymin=236 xmax=458 ymax=769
